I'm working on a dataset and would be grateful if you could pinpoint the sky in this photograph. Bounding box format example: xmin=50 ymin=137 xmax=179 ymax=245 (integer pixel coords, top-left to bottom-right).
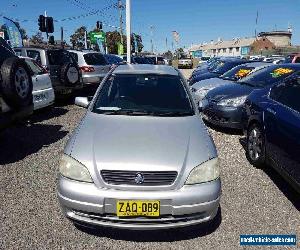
xmin=1 ymin=0 xmax=300 ymax=52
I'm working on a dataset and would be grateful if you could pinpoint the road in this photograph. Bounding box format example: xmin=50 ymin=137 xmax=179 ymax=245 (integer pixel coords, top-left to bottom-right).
xmin=1 ymin=69 xmax=299 ymax=250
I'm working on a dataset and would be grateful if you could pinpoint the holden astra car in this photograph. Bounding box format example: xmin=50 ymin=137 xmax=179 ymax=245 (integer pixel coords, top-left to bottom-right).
xmin=22 ymin=57 xmax=55 ymax=110
xmin=242 ymin=74 xmax=300 ymax=193
xmin=57 ymin=64 xmax=221 ymax=230
xmin=191 ymin=62 xmax=270 ymax=104
xmin=201 ymin=64 xmax=300 ymax=130
xmin=188 ymin=58 xmax=248 ymax=85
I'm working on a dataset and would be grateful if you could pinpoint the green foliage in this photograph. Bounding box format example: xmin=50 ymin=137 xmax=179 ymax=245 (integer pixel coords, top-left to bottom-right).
xmin=70 ymin=26 xmax=87 ymax=49
xmin=30 ymin=32 xmax=44 ymax=44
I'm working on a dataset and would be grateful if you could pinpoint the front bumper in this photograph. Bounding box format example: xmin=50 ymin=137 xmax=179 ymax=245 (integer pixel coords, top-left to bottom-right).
xmin=58 ymin=176 xmax=221 ymax=230
xmin=202 ymin=104 xmax=243 ymax=129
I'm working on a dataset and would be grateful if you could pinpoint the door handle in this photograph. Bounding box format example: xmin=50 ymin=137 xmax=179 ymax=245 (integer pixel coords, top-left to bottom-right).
xmin=267 ymin=108 xmax=276 ymax=115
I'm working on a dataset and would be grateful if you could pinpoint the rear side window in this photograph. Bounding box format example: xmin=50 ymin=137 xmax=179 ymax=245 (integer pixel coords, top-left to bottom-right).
xmin=70 ymin=52 xmax=78 ymax=62
xmin=84 ymin=53 xmax=107 ymax=65
xmin=27 ymin=50 xmax=42 ymax=65
xmin=47 ymin=50 xmax=74 ymax=65
xmin=295 ymin=57 xmax=300 ymax=63
xmin=270 ymin=77 xmax=300 ymax=112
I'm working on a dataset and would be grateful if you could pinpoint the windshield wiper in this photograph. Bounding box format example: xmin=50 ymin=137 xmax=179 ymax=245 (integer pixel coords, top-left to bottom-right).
xmin=96 ymin=109 xmax=156 ymax=116
xmin=154 ymin=111 xmax=194 ymax=117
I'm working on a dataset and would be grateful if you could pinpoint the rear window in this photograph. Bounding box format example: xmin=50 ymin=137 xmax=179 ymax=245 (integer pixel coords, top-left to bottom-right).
xmin=84 ymin=53 xmax=107 ymax=65
xmin=27 ymin=50 xmax=42 ymax=65
xmin=47 ymin=50 xmax=74 ymax=65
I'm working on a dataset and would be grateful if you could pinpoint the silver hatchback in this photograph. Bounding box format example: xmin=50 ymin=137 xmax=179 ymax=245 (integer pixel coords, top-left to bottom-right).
xmin=68 ymin=50 xmax=111 ymax=85
xmin=57 ymin=64 xmax=221 ymax=230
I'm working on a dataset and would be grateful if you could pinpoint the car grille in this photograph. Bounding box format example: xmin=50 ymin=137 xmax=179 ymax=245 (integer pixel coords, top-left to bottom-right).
xmin=73 ymin=210 xmax=207 ymax=225
xmin=101 ymin=170 xmax=177 ymax=186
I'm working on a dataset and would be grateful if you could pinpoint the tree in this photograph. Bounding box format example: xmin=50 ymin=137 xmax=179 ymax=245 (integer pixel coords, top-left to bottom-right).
xmin=162 ymin=50 xmax=173 ymax=59
xmin=70 ymin=26 xmax=87 ymax=49
xmin=105 ymin=31 xmax=123 ymax=54
xmin=30 ymin=32 xmax=44 ymax=45
xmin=15 ymin=22 xmax=28 ymax=40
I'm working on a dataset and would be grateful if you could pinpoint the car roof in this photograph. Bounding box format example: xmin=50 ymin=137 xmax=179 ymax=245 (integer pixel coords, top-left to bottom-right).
xmin=113 ymin=64 xmax=179 ymax=76
xmin=243 ymin=62 xmax=271 ymax=67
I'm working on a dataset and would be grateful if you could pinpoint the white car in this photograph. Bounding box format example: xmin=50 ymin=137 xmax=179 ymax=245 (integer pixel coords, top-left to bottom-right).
xmin=22 ymin=57 xmax=55 ymax=110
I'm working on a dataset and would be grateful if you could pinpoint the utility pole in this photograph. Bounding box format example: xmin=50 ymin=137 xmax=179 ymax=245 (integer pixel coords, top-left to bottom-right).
xmin=61 ymin=27 xmax=64 ymax=49
xmin=118 ymin=0 xmax=124 ymax=46
xmin=44 ymin=10 xmax=48 ymax=39
xmin=150 ymin=25 xmax=154 ymax=54
xmin=84 ymin=30 xmax=88 ymax=49
xmin=126 ymin=0 xmax=131 ymax=63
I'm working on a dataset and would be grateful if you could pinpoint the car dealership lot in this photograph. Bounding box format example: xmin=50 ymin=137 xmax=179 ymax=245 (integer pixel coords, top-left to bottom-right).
xmin=1 ymin=70 xmax=299 ymax=250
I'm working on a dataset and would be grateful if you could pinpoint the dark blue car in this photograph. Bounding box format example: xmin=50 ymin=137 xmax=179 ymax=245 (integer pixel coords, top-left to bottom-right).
xmin=202 ymin=64 xmax=300 ymax=129
xmin=242 ymin=73 xmax=300 ymax=192
xmin=189 ymin=58 xmax=248 ymax=85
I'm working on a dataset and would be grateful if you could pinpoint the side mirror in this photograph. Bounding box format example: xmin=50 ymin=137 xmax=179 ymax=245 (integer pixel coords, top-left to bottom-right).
xmin=75 ymin=97 xmax=90 ymax=108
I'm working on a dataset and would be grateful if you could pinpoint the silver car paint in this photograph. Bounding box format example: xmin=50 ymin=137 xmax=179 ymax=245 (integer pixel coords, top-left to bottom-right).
xmin=58 ymin=64 xmax=220 ymax=229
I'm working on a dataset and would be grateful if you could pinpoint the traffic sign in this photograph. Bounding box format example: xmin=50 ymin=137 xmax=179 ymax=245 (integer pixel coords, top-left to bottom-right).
xmin=89 ymin=31 xmax=106 ymax=44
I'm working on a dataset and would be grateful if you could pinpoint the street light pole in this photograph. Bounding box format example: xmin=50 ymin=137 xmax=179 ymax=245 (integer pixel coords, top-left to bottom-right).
xmin=126 ymin=0 xmax=131 ymax=63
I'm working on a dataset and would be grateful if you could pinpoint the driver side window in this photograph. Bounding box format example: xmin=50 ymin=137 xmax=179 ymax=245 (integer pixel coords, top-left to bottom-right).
xmin=270 ymin=77 xmax=300 ymax=113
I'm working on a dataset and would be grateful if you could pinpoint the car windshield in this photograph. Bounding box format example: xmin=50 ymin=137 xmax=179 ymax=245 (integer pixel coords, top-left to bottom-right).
xmin=47 ymin=50 xmax=73 ymax=65
xmin=220 ymin=65 xmax=255 ymax=81
xmin=92 ymin=74 xmax=194 ymax=116
xmin=239 ymin=65 xmax=297 ymax=87
xmin=212 ymin=61 xmax=243 ymax=74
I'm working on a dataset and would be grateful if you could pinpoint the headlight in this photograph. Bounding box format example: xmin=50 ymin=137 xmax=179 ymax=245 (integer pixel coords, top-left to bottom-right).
xmin=59 ymin=154 xmax=93 ymax=183
xmin=217 ymin=96 xmax=247 ymax=107
xmin=197 ymin=88 xmax=210 ymax=98
xmin=185 ymin=158 xmax=219 ymax=185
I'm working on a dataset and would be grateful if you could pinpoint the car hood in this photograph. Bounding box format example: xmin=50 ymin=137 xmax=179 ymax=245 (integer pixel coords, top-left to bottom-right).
xmin=206 ymin=83 xmax=255 ymax=101
xmin=66 ymin=112 xmax=217 ymax=188
xmin=192 ymin=77 xmax=234 ymax=91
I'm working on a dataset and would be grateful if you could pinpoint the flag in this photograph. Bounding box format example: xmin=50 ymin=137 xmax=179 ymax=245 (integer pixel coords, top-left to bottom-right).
xmin=2 ymin=17 xmax=23 ymax=47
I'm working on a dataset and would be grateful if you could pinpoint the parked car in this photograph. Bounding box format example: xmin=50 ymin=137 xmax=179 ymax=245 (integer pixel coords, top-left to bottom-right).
xmin=201 ymin=64 xmax=300 ymax=129
xmin=242 ymin=74 xmax=300 ymax=193
xmin=189 ymin=58 xmax=248 ymax=85
xmin=22 ymin=57 xmax=55 ymax=110
xmin=68 ymin=50 xmax=111 ymax=86
xmin=178 ymin=56 xmax=193 ymax=69
xmin=57 ymin=64 xmax=221 ymax=230
xmin=189 ymin=57 xmax=221 ymax=82
xmin=14 ymin=47 xmax=82 ymax=96
xmin=0 ymin=38 xmax=33 ymax=131
xmin=191 ymin=62 xmax=270 ymax=104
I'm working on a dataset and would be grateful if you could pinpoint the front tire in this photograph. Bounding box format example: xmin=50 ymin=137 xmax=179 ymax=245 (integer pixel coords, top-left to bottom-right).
xmin=246 ymin=123 xmax=266 ymax=167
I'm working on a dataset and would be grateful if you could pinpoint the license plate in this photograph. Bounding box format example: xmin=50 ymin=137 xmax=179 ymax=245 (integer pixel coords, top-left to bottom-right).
xmin=34 ymin=93 xmax=48 ymax=101
xmin=116 ymin=200 xmax=160 ymax=217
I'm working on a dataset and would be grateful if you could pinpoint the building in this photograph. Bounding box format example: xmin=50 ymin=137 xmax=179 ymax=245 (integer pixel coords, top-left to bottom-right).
xmin=257 ymin=31 xmax=292 ymax=47
xmin=190 ymin=30 xmax=292 ymax=57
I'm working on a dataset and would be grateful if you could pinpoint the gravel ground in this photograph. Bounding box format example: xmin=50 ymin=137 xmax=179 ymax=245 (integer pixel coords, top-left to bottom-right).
xmin=1 ymin=69 xmax=299 ymax=250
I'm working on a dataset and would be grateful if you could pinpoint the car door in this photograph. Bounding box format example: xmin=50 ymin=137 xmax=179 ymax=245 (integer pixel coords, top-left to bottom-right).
xmin=264 ymin=77 xmax=300 ymax=185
